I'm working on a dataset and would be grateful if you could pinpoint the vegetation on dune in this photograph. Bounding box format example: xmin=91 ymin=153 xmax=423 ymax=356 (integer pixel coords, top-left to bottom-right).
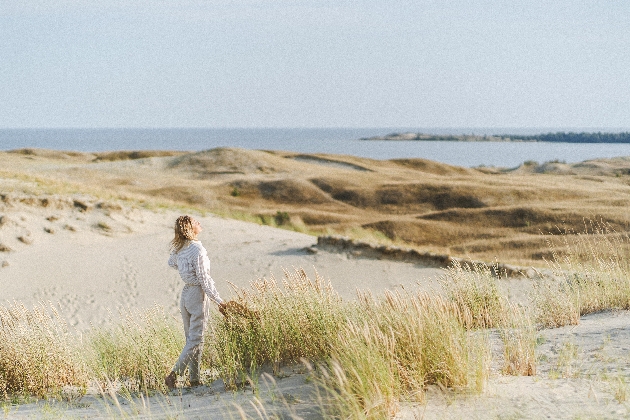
xmin=7 ymin=220 xmax=627 ymax=417
xmin=533 ymin=221 xmax=630 ymax=328
xmin=6 ymin=148 xmax=630 ymax=416
xmin=4 ymin=147 xmax=630 ymax=266
xmin=208 ymin=269 xmax=348 ymax=389
xmin=0 ymin=302 xmax=88 ymax=398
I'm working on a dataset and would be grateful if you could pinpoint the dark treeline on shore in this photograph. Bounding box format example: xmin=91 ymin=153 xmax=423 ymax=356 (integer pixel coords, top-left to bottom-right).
xmin=511 ymin=132 xmax=630 ymax=143
xmin=362 ymin=131 xmax=630 ymax=143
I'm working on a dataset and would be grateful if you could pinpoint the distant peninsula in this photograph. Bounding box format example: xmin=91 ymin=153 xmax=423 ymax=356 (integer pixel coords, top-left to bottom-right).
xmin=360 ymin=131 xmax=630 ymax=143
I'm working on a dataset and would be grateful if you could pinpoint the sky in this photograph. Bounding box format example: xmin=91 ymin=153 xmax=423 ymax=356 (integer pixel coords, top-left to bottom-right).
xmin=1 ymin=1 xmax=629 ymax=129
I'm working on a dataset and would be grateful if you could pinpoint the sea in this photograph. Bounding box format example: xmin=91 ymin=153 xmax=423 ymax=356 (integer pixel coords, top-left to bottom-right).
xmin=2 ymin=128 xmax=630 ymax=168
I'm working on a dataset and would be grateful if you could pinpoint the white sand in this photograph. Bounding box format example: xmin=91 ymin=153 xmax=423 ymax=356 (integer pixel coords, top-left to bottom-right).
xmin=0 ymin=198 xmax=443 ymax=328
xmin=406 ymin=310 xmax=630 ymax=419
xmin=3 ymin=197 xmax=630 ymax=419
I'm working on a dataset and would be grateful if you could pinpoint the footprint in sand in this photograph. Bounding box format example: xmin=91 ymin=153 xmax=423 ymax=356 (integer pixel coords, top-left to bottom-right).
xmin=116 ymin=257 xmax=140 ymax=307
xmin=167 ymin=273 xmax=182 ymax=314
xmin=33 ymin=286 xmax=95 ymax=327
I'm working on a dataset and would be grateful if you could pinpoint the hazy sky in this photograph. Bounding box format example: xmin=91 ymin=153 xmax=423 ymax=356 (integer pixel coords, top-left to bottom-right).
xmin=1 ymin=1 xmax=629 ymax=129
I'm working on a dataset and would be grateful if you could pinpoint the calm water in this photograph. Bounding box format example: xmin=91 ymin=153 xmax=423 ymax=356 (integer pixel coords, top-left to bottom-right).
xmin=2 ymin=128 xmax=630 ymax=168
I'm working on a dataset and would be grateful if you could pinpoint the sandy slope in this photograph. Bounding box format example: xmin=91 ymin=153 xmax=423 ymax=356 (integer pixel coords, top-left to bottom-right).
xmin=4 ymin=197 xmax=630 ymax=419
xmin=410 ymin=310 xmax=630 ymax=419
xmin=0 ymin=197 xmax=443 ymax=329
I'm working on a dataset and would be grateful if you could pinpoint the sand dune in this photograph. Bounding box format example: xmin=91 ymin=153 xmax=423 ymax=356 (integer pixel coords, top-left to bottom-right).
xmin=4 ymin=148 xmax=630 ymax=418
xmin=0 ymin=192 xmax=444 ymax=329
xmin=4 ymin=147 xmax=630 ymax=267
xmin=4 ymin=198 xmax=629 ymax=419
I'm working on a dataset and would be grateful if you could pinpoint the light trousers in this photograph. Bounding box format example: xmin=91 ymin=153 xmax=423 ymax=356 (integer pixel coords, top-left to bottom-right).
xmin=173 ymin=284 xmax=208 ymax=382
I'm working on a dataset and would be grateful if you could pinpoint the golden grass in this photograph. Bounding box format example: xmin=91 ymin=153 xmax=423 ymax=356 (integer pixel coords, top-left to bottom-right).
xmin=440 ymin=261 xmax=506 ymax=329
xmin=500 ymin=303 xmax=537 ymax=376
xmin=207 ymin=269 xmax=348 ymax=388
xmin=307 ymin=289 xmax=490 ymax=419
xmin=0 ymin=304 xmax=182 ymax=399
xmin=84 ymin=306 xmax=183 ymax=392
xmin=5 ymin=226 xmax=630 ymax=417
xmin=0 ymin=302 xmax=88 ymax=398
xmin=0 ymin=267 xmax=492 ymax=417
xmin=0 ymin=264 xmax=547 ymax=413
xmin=439 ymin=263 xmax=537 ymax=377
xmin=533 ymin=221 xmax=630 ymax=328
xmin=6 ymin=148 xmax=630 ymax=265
xmin=208 ymin=269 xmax=492 ymax=418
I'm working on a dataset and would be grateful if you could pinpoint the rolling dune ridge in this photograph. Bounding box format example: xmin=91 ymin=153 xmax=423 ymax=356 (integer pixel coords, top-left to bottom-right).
xmin=4 ymin=147 xmax=630 ymax=266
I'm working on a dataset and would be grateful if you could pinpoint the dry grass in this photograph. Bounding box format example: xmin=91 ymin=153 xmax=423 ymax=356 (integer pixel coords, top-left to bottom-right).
xmin=209 ymin=269 xmax=492 ymax=418
xmin=0 ymin=302 xmax=88 ymax=398
xmin=84 ymin=306 xmax=183 ymax=393
xmin=440 ymin=261 xmax=506 ymax=329
xmin=0 ymin=268 xmax=492 ymax=417
xmin=440 ymin=262 xmax=537 ymax=377
xmin=500 ymin=303 xmax=537 ymax=376
xmin=533 ymin=221 xmax=630 ymax=328
xmin=207 ymin=269 xmax=348 ymax=388
xmin=4 ymin=226 xmax=630 ymax=416
xmin=0 ymin=303 xmax=182 ymax=400
xmin=308 ymin=289 xmax=490 ymax=419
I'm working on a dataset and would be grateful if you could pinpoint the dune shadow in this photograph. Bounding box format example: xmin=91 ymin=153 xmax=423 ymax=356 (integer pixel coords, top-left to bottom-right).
xmin=269 ymin=247 xmax=317 ymax=257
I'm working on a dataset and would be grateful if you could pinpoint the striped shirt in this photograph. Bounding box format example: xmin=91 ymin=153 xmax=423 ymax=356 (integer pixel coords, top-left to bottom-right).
xmin=168 ymin=240 xmax=224 ymax=305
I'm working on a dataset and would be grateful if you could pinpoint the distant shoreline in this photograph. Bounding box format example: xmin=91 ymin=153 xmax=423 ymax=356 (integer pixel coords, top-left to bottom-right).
xmin=360 ymin=131 xmax=630 ymax=143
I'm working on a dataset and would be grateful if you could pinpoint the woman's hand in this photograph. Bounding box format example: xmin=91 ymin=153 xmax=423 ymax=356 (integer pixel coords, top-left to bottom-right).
xmin=217 ymin=301 xmax=259 ymax=320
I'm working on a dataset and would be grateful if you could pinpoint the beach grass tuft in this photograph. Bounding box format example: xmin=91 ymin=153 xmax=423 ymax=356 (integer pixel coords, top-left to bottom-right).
xmin=0 ymin=301 xmax=88 ymax=398
xmin=210 ymin=269 xmax=491 ymax=417
xmin=84 ymin=306 xmax=183 ymax=393
xmin=440 ymin=260 xmax=506 ymax=329
xmin=208 ymin=268 xmax=347 ymax=388
xmin=533 ymin=220 xmax=630 ymax=328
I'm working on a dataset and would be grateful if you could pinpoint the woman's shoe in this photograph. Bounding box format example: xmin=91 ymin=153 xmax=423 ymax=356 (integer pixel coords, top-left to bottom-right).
xmin=165 ymin=371 xmax=177 ymax=390
xmin=189 ymin=380 xmax=201 ymax=387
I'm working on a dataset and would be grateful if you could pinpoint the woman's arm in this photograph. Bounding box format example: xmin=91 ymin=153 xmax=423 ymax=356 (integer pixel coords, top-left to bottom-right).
xmin=168 ymin=252 xmax=178 ymax=269
xmin=193 ymin=247 xmax=224 ymax=305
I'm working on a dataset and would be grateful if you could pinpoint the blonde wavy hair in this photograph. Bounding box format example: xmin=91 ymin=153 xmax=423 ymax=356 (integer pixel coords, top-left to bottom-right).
xmin=170 ymin=215 xmax=197 ymax=253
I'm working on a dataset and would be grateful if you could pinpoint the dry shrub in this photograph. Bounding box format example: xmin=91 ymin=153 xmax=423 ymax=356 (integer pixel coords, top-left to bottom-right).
xmin=84 ymin=306 xmax=183 ymax=392
xmin=0 ymin=302 xmax=88 ymax=398
xmin=208 ymin=268 xmax=347 ymax=387
xmin=534 ymin=220 xmax=630 ymax=328
xmin=500 ymin=303 xmax=537 ymax=376
xmin=440 ymin=261 xmax=506 ymax=329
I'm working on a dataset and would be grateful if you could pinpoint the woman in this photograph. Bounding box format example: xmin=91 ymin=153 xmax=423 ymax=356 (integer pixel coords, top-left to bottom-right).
xmin=165 ymin=215 xmax=225 ymax=389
